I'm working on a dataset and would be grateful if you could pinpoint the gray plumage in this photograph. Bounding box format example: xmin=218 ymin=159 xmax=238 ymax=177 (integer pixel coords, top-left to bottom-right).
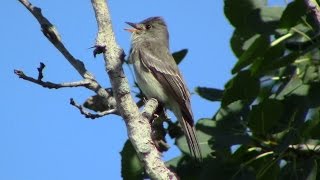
xmin=127 ymin=17 xmax=202 ymax=161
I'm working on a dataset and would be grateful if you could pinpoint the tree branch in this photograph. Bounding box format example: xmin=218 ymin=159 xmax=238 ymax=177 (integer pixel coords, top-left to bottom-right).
xmin=91 ymin=0 xmax=177 ymax=179
xmin=14 ymin=63 xmax=91 ymax=89
xmin=141 ymin=98 xmax=159 ymax=120
xmin=18 ymin=0 xmax=116 ymax=111
xmin=304 ymin=0 xmax=320 ymax=32
xmin=70 ymin=98 xmax=117 ymax=119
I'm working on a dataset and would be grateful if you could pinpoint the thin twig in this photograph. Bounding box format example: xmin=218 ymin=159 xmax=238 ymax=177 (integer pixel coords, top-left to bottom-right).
xmin=37 ymin=62 xmax=45 ymax=80
xmin=70 ymin=98 xmax=116 ymax=119
xmin=14 ymin=63 xmax=91 ymax=89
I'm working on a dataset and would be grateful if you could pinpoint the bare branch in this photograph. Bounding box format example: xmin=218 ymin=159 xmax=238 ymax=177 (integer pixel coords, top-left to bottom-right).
xmin=70 ymin=98 xmax=117 ymax=119
xmin=18 ymin=0 xmax=116 ymax=110
xmin=37 ymin=62 xmax=45 ymax=80
xmin=142 ymin=98 xmax=159 ymax=120
xmin=289 ymin=143 xmax=320 ymax=152
xmin=14 ymin=63 xmax=91 ymax=89
xmin=91 ymin=0 xmax=177 ymax=179
xmin=83 ymin=88 xmax=115 ymax=112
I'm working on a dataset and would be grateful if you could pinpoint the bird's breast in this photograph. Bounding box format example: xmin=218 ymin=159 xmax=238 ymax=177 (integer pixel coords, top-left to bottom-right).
xmin=133 ymin=60 xmax=170 ymax=104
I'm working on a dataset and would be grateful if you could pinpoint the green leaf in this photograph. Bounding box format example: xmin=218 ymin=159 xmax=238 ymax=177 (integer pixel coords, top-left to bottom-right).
xmin=166 ymin=155 xmax=202 ymax=179
xmin=165 ymin=155 xmax=183 ymax=169
xmin=172 ymin=49 xmax=188 ymax=64
xmin=273 ymin=98 xmax=309 ymax=152
xmin=225 ymin=1 xmax=282 ymax=34
xmin=215 ymin=100 xmax=248 ymax=122
xmin=232 ymin=145 xmax=261 ymax=163
xmin=306 ymin=160 xmax=317 ymax=180
xmin=253 ymin=154 xmax=280 ymax=180
xmin=280 ymin=157 xmax=319 ymax=180
xmin=274 ymin=130 xmax=298 ymax=153
xmin=120 ymin=140 xmax=144 ymax=180
xmin=284 ymin=24 xmax=314 ymax=51
xmin=224 ymin=0 xmax=267 ymax=28
xmin=280 ymin=0 xmax=306 ymax=29
xmin=212 ymin=118 xmax=251 ymax=149
xmin=222 ymin=70 xmax=260 ymax=106
xmin=178 ymin=116 xmax=250 ymax=156
xmin=261 ymin=51 xmax=300 ymax=75
xmin=250 ymin=41 xmax=286 ymax=76
xmin=195 ymin=87 xmax=224 ymax=101
xmin=248 ymin=99 xmax=284 ymax=135
xmin=246 ymin=7 xmax=284 ymax=34
xmin=308 ymin=83 xmax=320 ymax=108
xmin=275 ymin=76 xmax=310 ymax=100
xmin=232 ymin=35 xmax=269 ymax=74
xmin=211 ymin=101 xmax=252 ymax=149
xmin=301 ymin=108 xmax=320 ymax=138
xmin=195 ymin=119 xmax=216 ymax=157
xmin=199 ymin=158 xmax=256 ymax=180
xmin=303 ymin=65 xmax=319 ymax=83
xmin=309 ymin=124 xmax=320 ymax=139
xmin=176 ymin=118 xmax=214 ymax=158
xmin=175 ymin=133 xmax=190 ymax=156
xmin=232 ymin=149 xmax=279 ymax=179
xmin=230 ymin=30 xmax=258 ymax=58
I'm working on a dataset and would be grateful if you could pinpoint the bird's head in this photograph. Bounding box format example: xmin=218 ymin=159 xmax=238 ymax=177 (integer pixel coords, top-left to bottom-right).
xmin=125 ymin=17 xmax=169 ymax=44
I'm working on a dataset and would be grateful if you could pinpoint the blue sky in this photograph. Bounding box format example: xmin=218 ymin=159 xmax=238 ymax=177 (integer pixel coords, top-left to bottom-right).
xmin=1 ymin=0 xmax=283 ymax=179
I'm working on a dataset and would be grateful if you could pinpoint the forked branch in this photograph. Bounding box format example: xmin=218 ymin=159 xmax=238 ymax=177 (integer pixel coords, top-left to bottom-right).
xmin=14 ymin=63 xmax=91 ymax=89
xmin=18 ymin=0 xmax=117 ymax=110
xmin=18 ymin=0 xmax=176 ymax=179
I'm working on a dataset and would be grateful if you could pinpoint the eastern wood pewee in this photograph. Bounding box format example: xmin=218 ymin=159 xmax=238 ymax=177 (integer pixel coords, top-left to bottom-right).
xmin=126 ymin=17 xmax=202 ymax=161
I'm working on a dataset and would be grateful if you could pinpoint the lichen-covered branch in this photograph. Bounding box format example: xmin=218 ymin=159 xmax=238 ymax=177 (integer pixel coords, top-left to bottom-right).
xmin=18 ymin=0 xmax=116 ymax=111
xmin=141 ymin=98 xmax=159 ymax=120
xmin=91 ymin=0 xmax=177 ymax=179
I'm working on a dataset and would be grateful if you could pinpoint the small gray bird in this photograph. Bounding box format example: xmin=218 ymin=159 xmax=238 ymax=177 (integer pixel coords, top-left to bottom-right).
xmin=126 ymin=17 xmax=202 ymax=161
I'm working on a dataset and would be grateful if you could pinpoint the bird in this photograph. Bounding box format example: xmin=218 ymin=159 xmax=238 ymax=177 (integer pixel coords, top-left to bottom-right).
xmin=125 ymin=16 xmax=202 ymax=161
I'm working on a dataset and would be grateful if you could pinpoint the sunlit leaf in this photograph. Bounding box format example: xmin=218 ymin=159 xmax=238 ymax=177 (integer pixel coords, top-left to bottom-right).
xmin=246 ymin=6 xmax=284 ymax=34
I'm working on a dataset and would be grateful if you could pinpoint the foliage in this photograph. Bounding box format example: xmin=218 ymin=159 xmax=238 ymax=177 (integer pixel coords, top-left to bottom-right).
xmin=120 ymin=140 xmax=145 ymax=180
xmin=121 ymin=0 xmax=320 ymax=179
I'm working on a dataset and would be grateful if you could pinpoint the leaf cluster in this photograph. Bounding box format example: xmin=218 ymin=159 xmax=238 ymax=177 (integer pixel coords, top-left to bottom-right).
xmin=121 ymin=0 xmax=320 ymax=179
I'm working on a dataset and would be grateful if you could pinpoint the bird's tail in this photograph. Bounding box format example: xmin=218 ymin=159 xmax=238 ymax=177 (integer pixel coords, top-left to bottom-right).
xmin=180 ymin=116 xmax=202 ymax=162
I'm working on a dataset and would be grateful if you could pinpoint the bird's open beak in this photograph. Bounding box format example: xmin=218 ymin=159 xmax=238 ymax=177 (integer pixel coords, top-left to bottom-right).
xmin=125 ymin=22 xmax=141 ymax=33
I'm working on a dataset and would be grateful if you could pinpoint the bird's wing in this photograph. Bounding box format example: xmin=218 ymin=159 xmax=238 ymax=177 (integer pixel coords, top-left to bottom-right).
xmin=137 ymin=41 xmax=194 ymax=125
xmin=136 ymin=41 xmax=202 ymax=161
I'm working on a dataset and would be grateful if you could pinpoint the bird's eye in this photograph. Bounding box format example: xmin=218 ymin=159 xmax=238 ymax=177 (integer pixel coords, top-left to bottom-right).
xmin=145 ymin=24 xmax=152 ymax=30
